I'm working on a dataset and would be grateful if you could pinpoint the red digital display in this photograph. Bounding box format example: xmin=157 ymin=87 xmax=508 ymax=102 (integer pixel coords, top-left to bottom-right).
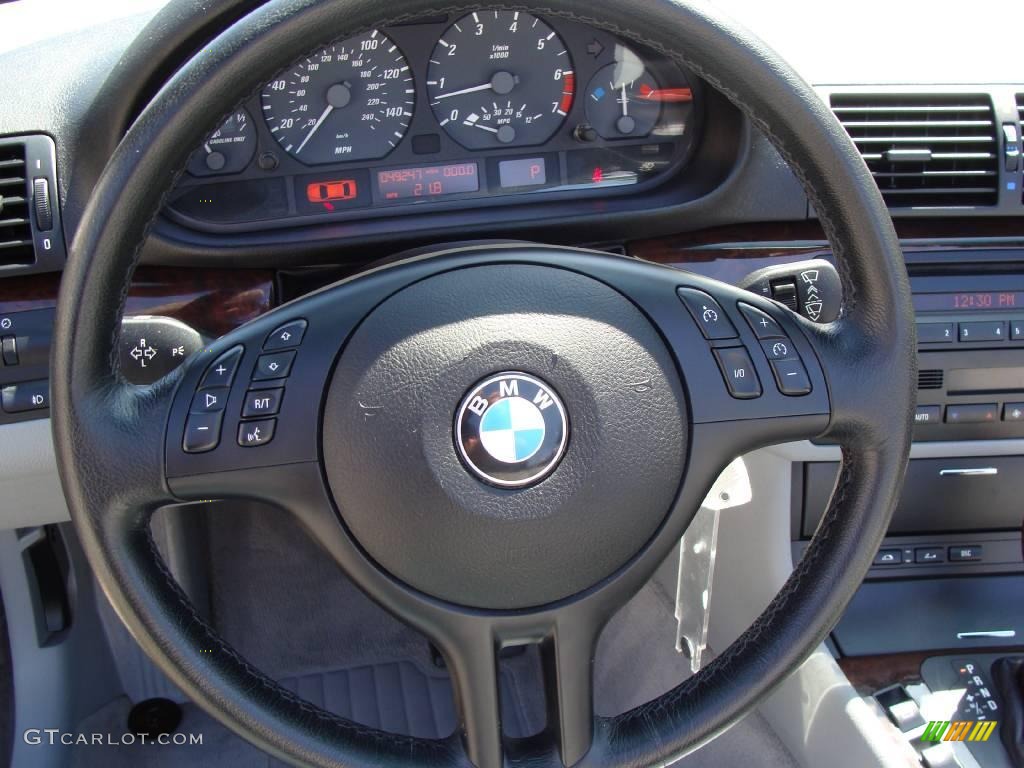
xmin=914 ymin=292 xmax=1024 ymax=312
xmin=305 ymin=179 xmax=360 ymax=212
xmin=375 ymin=163 xmax=479 ymax=201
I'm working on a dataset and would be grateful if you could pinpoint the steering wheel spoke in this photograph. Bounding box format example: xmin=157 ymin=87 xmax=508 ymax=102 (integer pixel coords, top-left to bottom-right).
xmin=540 ymin=613 xmax=600 ymax=767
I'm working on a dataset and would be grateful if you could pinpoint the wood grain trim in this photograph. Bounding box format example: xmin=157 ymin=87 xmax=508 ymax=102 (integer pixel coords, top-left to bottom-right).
xmin=0 ymin=268 xmax=274 ymax=338
xmin=838 ymin=646 xmax=1024 ymax=693
xmin=629 ymin=219 xmax=1024 ymax=266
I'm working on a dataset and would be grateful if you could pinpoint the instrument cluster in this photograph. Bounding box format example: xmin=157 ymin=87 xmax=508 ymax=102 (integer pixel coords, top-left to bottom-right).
xmin=168 ymin=11 xmax=701 ymax=231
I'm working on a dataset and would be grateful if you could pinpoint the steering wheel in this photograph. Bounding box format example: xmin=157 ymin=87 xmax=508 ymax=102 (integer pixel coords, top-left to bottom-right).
xmin=51 ymin=0 xmax=915 ymax=766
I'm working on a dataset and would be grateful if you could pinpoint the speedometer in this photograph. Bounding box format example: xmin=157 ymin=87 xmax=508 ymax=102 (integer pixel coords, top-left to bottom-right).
xmin=426 ymin=11 xmax=574 ymax=149
xmin=261 ymin=31 xmax=413 ymax=165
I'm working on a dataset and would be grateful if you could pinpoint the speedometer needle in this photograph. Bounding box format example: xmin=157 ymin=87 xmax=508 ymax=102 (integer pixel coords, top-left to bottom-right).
xmin=295 ymin=104 xmax=334 ymax=155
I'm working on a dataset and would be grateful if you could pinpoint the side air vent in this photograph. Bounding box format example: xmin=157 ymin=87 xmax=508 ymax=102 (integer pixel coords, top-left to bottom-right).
xmin=0 ymin=142 xmax=34 ymax=266
xmin=918 ymin=369 xmax=944 ymax=390
xmin=831 ymin=93 xmax=999 ymax=208
xmin=0 ymin=135 xmax=64 ymax=275
xmin=1018 ymin=94 xmax=1024 ymax=202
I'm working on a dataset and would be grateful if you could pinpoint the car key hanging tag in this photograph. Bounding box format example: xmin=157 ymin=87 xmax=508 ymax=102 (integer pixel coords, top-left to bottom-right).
xmin=675 ymin=457 xmax=752 ymax=673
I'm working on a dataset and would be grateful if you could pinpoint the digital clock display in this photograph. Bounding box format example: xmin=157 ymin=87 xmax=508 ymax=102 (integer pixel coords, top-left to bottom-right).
xmin=913 ymin=292 xmax=1024 ymax=312
xmin=375 ymin=162 xmax=479 ymax=202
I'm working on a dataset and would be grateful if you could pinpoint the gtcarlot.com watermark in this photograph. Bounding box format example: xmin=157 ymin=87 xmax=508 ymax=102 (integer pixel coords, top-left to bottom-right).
xmin=23 ymin=729 xmax=203 ymax=747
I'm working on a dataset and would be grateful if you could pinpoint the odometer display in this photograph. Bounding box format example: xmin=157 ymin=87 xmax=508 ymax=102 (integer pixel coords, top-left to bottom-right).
xmin=426 ymin=11 xmax=574 ymax=150
xmin=375 ymin=163 xmax=480 ymax=201
xmin=261 ymin=31 xmax=413 ymax=165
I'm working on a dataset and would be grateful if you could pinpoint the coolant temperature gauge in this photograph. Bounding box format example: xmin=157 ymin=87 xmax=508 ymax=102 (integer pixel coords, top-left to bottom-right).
xmin=584 ymin=55 xmax=692 ymax=139
xmin=187 ymin=109 xmax=257 ymax=177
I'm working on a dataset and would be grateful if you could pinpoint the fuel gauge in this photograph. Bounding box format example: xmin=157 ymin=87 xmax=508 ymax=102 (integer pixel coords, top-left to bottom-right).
xmin=187 ymin=109 xmax=257 ymax=177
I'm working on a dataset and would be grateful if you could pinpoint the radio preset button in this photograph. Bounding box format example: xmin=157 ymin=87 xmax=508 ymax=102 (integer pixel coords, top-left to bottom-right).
xmin=1013 ymin=321 xmax=1024 ymax=340
xmin=917 ymin=322 xmax=955 ymax=344
xmin=959 ymin=321 xmax=1006 ymax=342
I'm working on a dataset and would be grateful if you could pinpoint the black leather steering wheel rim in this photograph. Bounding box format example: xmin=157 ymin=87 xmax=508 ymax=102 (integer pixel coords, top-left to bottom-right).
xmin=52 ymin=1 xmax=915 ymax=767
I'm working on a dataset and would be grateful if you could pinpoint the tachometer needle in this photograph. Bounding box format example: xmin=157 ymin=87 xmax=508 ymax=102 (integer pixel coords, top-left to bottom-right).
xmin=434 ymin=83 xmax=493 ymax=101
xmin=295 ymin=104 xmax=334 ymax=155
xmin=435 ymin=71 xmax=517 ymax=102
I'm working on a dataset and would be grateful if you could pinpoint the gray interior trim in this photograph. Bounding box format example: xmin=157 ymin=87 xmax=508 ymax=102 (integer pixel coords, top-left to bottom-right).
xmin=771 ymin=438 xmax=1024 ymax=462
xmin=0 ymin=421 xmax=68 ymax=529
xmin=0 ymin=528 xmax=121 ymax=768
xmin=707 ymin=447 xmax=907 ymax=768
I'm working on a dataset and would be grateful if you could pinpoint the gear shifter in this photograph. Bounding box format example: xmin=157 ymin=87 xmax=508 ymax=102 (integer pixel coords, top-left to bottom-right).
xmin=994 ymin=656 xmax=1024 ymax=767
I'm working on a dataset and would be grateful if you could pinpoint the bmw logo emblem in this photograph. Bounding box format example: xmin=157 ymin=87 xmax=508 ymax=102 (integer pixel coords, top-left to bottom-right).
xmin=455 ymin=372 xmax=569 ymax=488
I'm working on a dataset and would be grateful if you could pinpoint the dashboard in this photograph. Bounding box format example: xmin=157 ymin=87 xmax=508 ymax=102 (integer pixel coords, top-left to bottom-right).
xmin=166 ymin=12 xmax=700 ymax=232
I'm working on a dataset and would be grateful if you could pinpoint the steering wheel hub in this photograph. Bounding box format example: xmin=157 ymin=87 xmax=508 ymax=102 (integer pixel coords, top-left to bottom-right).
xmin=322 ymin=264 xmax=687 ymax=609
xmin=455 ymin=371 xmax=569 ymax=489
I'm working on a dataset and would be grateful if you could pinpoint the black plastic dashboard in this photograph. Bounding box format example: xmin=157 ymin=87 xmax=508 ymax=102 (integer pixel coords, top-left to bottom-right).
xmin=166 ymin=13 xmax=702 ymax=233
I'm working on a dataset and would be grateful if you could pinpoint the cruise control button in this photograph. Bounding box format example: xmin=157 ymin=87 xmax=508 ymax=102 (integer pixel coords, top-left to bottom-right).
xmin=238 ymin=418 xmax=276 ymax=447
xmin=1 ymin=379 xmax=49 ymax=412
xmin=738 ymin=303 xmax=785 ymax=339
xmin=253 ymin=350 xmax=296 ymax=380
xmin=190 ymin=387 xmax=229 ymax=414
xmin=713 ymin=347 xmax=761 ymax=399
xmin=264 ymin=319 xmax=308 ymax=351
xmin=677 ymin=288 xmax=737 ymax=340
xmin=242 ymin=387 xmax=283 ymax=418
xmin=770 ymin=359 xmax=811 ymax=396
xmin=761 ymin=338 xmax=797 ymax=360
xmin=183 ymin=411 xmax=223 ymax=453
xmin=199 ymin=346 xmax=244 ymax=389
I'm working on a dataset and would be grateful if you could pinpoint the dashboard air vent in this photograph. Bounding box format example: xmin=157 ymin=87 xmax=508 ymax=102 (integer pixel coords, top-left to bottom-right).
xmin=1018 ymin=93 xmax=1024 ymax=203
xmin=0 ymin=142 xmax=34 ymax=266
xmin=831 ymin=93 xmax=998 ymax=208
xmin=918 ymin=369 xmax=944 ymax=390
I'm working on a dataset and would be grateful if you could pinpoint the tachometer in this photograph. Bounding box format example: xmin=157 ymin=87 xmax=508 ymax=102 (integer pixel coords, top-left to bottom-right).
xmin=426 ymin=11 xmax=574 ymax=149
xmin=261 ymin=31 xmax=413 ymax=165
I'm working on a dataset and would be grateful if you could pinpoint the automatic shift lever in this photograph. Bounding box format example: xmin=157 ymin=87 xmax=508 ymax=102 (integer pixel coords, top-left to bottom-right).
xmin=994 ymin=657 xmax=1024 ymax=767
